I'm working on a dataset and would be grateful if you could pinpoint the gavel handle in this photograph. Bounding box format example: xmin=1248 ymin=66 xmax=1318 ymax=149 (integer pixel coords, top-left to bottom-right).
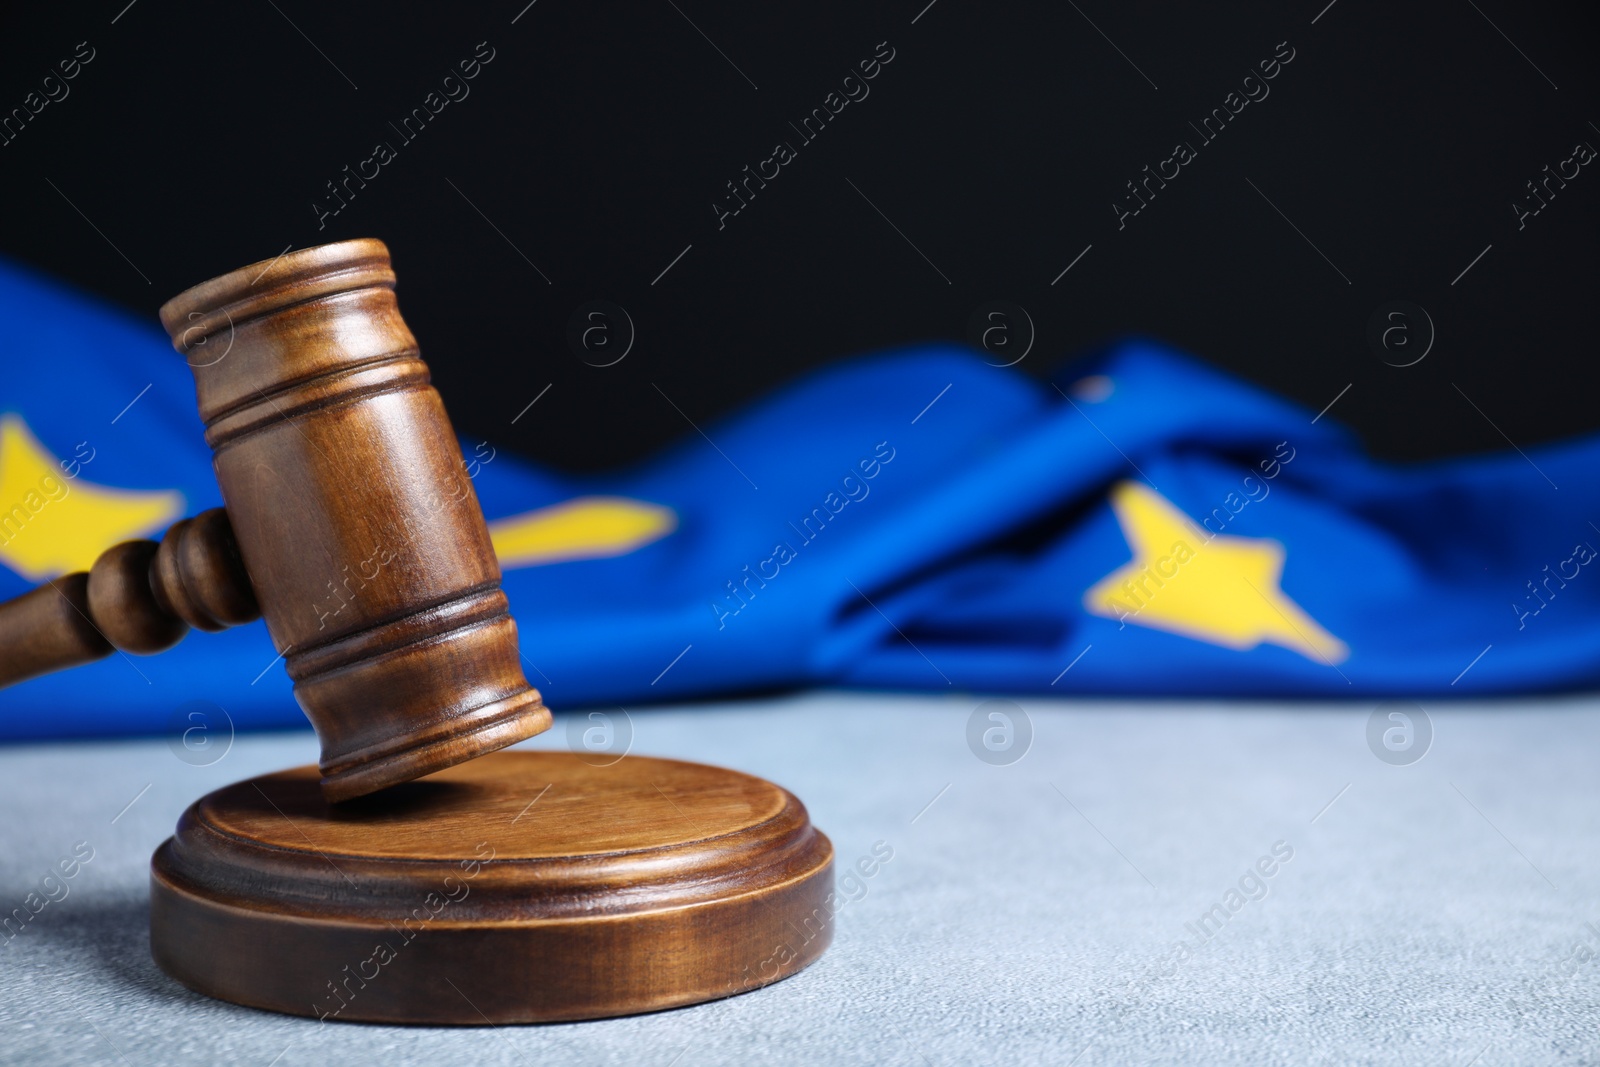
xmin=0 ymin=509 xmax=261 ymax=689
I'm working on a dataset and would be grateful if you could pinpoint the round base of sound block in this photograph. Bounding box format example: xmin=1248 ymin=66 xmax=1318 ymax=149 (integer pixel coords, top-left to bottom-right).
xmin=150 ymin=751 xmax=834 ymax=1024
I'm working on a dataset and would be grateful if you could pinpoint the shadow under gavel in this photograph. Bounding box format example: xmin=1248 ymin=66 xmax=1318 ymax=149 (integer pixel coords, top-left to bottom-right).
xmin=0 ymin=239 xmax=550 ymax=801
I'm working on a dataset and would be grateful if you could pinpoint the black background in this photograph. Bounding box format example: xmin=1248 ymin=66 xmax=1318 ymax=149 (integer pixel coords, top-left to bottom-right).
xmin=1 ymin=0 xmax=1594 ymax=472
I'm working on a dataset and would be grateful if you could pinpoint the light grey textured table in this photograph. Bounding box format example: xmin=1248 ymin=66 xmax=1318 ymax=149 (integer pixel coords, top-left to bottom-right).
xmin=2 ymin=691 xmax=1597 ymax=1066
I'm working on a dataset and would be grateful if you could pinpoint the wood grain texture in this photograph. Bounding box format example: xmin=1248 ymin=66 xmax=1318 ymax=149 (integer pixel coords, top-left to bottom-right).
xmin=0 ymin=574 xmax=109 ymax=686
xmin=164 ymin=239 xmax=549 ymax=800
xmin=150 ymin=751 xmax=835 ymax=1023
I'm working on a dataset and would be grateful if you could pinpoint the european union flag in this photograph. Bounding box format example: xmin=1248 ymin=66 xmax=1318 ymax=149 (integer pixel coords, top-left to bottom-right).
xmin=2 ymin=255 xmax=1597 ymax=740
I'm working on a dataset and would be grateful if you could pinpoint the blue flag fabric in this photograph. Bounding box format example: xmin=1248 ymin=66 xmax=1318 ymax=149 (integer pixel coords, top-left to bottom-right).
xmin=3 ymin=255 xmax=1598 ymax=741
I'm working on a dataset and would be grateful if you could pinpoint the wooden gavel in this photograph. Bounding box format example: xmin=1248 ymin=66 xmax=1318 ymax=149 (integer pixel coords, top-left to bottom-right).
xmin=0 ymin=239 xmax=550 ymax=800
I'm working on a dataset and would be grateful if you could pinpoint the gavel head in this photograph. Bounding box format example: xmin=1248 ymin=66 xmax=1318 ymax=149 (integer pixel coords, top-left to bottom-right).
xmin=158 ymin=239 xmax=550 ymax=801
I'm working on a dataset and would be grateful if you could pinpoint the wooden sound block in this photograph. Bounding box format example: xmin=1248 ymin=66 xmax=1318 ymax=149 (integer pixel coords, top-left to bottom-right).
xmin=150 ymin=751 xmax=835 ymax=1024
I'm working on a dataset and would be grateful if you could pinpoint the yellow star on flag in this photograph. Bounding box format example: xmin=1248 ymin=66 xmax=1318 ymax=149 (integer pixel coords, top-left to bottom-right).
xmin=0 ymin=415 xmax=184 ymax=581
xmin=489 ymin=496 xmax=676 ymax=569
xmin=1083 ymin=480 xmax=1348 ymax=664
